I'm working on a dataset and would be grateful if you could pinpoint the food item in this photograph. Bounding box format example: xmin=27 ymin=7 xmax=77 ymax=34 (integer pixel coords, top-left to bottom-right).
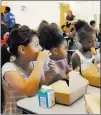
xmin=49 ymin=71 xmax=89 ymax=105
xmin=85 ymin=94 xmax=100 ymax=114
xmin=82 ymin=63 xmax=100 ymax=87
xmin=90 ymin=47 xmax=97 ymax=55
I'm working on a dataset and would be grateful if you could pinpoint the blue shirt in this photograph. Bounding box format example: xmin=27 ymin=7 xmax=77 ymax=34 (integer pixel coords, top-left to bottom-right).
xmin=4 ymin=12 xmax=15 ymax=28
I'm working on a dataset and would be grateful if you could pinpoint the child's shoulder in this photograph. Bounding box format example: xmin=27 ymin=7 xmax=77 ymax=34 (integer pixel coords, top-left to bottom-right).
xmin=72 ymin=50 xmax=80 ymax=58
xmin=2 ymin=62 xmax=18 ymax=78
xmin=2 ymin=62 xmax=17 ymax=73
xmin=2 ymin=62 xmax=16 ymax=68
xmin=2 ymin=62 xmax=18 ymax=71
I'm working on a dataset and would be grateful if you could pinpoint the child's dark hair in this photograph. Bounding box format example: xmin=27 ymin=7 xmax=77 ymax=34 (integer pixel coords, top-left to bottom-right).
xmin=90 ymin=20 xmax=96 ymax=26
xmin=1 ymin=26 xmax=38 ymax=67
xmin=39 ymin=26 xmax=65 ymax=50
xmin=37 ymin=20 xmax=49 ymax=33
xmin=50 ymin=23 xmax=60 ymax=32
xmin=78 ymin=24 xmax=94 ymax=43
xmin=75 ymin=20 xmax=88 ymax=32
xmin=41 ymin=20 xmax=49 ymax=24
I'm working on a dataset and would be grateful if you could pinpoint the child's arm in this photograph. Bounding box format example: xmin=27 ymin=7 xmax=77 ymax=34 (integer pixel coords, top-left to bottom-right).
xmin=46 ymin=70 xmax=67 ymax=85
xmin=71 ymin=53 xmax=81 ymax=70
xmin=44 ymin=70 xmax=65 ymax=85
xmin=3 ymin=50 xmax=51 ymax=96
xmin=46 ymin=61 xmax=67 ymax=85
xmin=44 ymin=71 xmax=54 ymax=85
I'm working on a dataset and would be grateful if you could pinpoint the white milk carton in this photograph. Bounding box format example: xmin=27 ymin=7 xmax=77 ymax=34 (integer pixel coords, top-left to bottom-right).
xmin=38 ymin=85 xmax=55 ymax=108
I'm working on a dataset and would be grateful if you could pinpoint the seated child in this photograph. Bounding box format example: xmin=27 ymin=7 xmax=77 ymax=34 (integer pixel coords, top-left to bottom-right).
xmin=72 ymin=24 xmax=96 ymax=70
xmin=1 ymin=26 xmax=52 ymax=114
xmin=39 ymin=25 xmax=72 ymax=84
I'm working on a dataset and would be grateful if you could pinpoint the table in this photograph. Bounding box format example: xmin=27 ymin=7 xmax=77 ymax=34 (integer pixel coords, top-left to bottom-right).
xmin=17 ymin=86 xmax=100 ymax=114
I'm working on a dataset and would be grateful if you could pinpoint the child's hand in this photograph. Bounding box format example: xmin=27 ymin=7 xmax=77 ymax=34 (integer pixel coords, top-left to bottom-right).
xmin=37 ymin=50 xmax=51 ymax=63
xmin=48 ymin=60 xmax=61 ymax=76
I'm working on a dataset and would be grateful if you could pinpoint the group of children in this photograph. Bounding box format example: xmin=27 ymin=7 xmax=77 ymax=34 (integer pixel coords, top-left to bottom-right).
xmin=1 ymin=19 xmax=100 ymax=114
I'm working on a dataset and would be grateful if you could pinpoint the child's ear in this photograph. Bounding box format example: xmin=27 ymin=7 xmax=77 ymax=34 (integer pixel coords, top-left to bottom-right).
xmin=52 ymin=48 xmax=58 ymax=55
xmin=18 ymin=45 xmax=25 ymax=55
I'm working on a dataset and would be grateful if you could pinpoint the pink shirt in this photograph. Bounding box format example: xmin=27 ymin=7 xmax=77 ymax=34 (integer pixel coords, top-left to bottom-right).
xmin=55 ymin=58 xmax=69 ymax=74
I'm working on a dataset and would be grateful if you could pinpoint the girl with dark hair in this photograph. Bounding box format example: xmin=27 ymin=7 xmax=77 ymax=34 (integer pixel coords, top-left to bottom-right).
xmin=39 ymin=25 xmax=72 ymax=84
xmin=72 ymin=24 xmax=96 ymax=70
xmin=1 ymin=26 xmax=52 ymax=114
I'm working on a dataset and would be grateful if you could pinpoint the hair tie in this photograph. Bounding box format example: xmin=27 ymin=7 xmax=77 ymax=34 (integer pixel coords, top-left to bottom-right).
xmin=1 ymin=32 xmax=9 ymax=45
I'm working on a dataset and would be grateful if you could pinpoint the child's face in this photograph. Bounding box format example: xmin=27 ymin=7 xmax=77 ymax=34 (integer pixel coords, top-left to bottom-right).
xmin=51 ymin=40 xmax=68 ymax=60
xmin=21 ymin=36 xmax=42 ymax=61
xmin=81 ymin=32 xmax=96 ymax=51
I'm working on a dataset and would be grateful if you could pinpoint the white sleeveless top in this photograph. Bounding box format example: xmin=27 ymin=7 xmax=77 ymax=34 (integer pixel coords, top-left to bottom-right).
xmin=75 ymin=50 xmax=95 ymax=65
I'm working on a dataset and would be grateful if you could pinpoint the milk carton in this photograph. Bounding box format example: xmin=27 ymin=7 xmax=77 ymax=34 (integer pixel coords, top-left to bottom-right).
xmin=38 ymin=85 xmax=55 ymax=108
xmin=44 ymin=58 xmax=52 ymax=72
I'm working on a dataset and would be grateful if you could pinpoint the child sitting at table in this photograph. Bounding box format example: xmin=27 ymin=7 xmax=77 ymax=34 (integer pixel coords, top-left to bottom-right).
xmin=72 ymin=24 xmax=96 ymax=70
xmin=39 ymin=25 xmax=72 ymax=84
xmin=1 ymin=26 xmax=56 ymax=114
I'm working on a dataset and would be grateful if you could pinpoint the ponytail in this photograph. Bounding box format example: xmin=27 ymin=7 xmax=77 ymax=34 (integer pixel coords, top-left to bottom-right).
xmin=1 ymin=45 xmax=11 ymax=67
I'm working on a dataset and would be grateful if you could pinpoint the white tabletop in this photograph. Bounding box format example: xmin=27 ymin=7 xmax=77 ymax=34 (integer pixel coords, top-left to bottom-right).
xmin=17 ymin=86 xmax=100 ymax=114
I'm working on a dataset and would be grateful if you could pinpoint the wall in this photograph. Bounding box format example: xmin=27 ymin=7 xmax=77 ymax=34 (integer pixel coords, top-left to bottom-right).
xmin=2 ymin=1 xmax=60 ymax=29
xmin=2 ymin=1 xmax=100 ymax=29
xmin=70 ymin=1 xmax=100 ymax=27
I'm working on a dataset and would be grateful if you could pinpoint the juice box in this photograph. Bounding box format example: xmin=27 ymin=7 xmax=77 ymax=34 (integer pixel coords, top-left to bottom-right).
xmin=38 ymin=85 xmax=55 ymax=108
